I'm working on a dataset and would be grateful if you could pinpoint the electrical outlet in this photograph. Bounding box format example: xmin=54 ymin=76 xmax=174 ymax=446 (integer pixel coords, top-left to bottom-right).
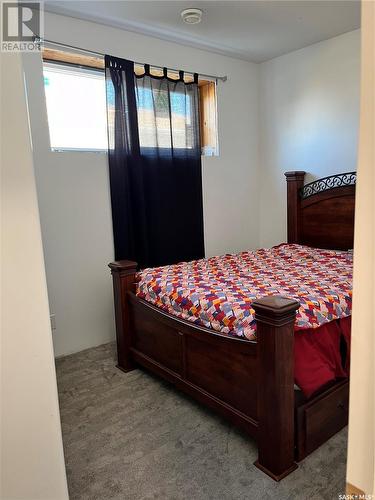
xmin=50 ymin=314 xmax=56 ymax=330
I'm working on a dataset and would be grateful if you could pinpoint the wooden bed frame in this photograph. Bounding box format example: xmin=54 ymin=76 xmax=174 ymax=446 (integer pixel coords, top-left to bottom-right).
xmin=109 ymin=170 xmax=355 ymax=481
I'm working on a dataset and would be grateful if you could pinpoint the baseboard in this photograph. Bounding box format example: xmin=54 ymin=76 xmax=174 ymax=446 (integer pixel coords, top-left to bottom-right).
xmin=346 ymin=482 xmax=366 ymax=497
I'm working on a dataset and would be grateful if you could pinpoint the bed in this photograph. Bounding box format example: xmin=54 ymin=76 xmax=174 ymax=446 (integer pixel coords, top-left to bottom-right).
xmin=109 ymin=170 xmax=356 ymax=481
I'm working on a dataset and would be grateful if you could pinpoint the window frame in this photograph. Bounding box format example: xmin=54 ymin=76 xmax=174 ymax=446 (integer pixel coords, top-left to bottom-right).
xmin=42 ymin=48 xmax=219 ymax=156
xmin=43 ymin=60 xmax=108 ymax=153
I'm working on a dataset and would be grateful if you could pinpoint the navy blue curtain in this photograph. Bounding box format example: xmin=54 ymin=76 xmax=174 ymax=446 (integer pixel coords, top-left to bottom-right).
xmin=105 ymin=55 xmax=205 ymax=269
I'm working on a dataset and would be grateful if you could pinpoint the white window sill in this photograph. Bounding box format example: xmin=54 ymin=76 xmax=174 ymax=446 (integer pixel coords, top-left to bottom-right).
xmin=51 ymin=147 xmax=108 ymax=154
xmin=50 ymin=147 xmax=219 ymax=157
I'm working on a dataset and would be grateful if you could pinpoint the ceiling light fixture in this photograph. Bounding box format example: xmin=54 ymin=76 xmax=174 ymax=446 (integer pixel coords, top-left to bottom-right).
xmin=181 ymin=8 xmax=203 ymax=25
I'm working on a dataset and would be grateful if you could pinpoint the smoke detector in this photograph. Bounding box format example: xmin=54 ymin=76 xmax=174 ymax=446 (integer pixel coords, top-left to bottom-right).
xmin=181 ymin=8 xmax=203 ymax=24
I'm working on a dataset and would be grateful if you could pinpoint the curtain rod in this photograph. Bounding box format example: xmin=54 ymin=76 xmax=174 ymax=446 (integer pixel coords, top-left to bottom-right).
xmin=35 ymin=37 xmax=228 ymax=82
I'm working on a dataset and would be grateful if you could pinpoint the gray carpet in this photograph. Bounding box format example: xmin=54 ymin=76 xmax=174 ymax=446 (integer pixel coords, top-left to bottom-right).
xmin=55 ymin=342 xmax=347 ymax=500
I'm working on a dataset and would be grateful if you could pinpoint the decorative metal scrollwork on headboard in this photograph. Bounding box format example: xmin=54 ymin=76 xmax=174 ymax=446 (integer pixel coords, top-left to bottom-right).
xmin=300 ymin=172 xmax=356 ymax=199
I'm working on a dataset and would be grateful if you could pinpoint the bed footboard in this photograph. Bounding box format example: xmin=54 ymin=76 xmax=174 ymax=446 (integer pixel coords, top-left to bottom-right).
xmin=252 ymin=296 xmax=300 ymax=480
xmin=109 ymin=260 xmax=138 ymax=372
xmin=109 ymin=260 xmax=300 ymax=481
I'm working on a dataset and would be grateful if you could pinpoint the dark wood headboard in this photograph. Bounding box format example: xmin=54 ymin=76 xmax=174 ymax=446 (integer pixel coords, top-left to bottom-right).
xmin=285 ymin=171 xmax=356 ymax=250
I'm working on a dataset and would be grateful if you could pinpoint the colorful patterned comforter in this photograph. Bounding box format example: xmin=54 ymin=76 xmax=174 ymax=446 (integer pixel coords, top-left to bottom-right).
xmin=136 ymin=244 xmax=353 ymax=340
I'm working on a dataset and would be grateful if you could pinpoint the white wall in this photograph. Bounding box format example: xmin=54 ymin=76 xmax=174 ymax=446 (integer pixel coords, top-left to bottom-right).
xmin=346 ymin=1 xmax=375 ymax=495
xmin=259 ymin=30 xmax=360 ymax=247
xmin=23 ymin=53 xmax=117 ymax=357
xmin=1 ymin=52 xmax=68 ymax=499
xmin=24 ymin=12 xmax=260 ymax=357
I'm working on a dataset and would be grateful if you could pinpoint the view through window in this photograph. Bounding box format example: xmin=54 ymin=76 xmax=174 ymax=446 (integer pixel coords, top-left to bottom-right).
xmin=43 ymin=62 xmax=108 ymax=151
xmin=43 ymin=55 xmax=218 ymax=155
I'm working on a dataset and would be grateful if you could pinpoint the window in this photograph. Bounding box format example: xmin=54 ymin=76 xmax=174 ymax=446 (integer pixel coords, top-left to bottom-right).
xmin=43 ymin=62 xmax=108 ymax=151
xmin=199 ymin=81 xmax=218 ymax=156
xmin=42 ymin=49 xmax=218 ymax=155
xmin=135 ymin=83 xmax=195 ymax=150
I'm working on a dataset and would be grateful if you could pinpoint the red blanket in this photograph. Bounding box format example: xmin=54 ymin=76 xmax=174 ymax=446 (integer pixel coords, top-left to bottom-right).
xmin=294 ymin=317 xmax=351 ymax=397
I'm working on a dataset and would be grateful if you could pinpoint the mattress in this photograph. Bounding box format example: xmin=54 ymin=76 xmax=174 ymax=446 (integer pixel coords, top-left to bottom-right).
xmin=136 ymin=243 xmax=353 ymax=397
xmin=136 ymin=244 xmax=352 ymax=338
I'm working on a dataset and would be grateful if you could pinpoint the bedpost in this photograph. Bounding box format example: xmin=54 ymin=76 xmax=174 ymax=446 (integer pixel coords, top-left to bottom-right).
xmin=108 ymin=260 xmax=138 ymax=372
xmin=285 ymin=171 xmax=305 ymax=243
xmin=252 ymin=295 xmax=300 ymax=481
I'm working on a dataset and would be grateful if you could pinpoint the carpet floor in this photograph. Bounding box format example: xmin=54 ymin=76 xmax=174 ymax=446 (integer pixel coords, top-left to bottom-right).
xmin=55 ymin=342 xmax=347 ymax=500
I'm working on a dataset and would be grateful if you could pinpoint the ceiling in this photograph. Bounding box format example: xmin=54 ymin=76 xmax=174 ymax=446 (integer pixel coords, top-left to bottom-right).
xmin=44 ymin=1 xmax=361 ymax=63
